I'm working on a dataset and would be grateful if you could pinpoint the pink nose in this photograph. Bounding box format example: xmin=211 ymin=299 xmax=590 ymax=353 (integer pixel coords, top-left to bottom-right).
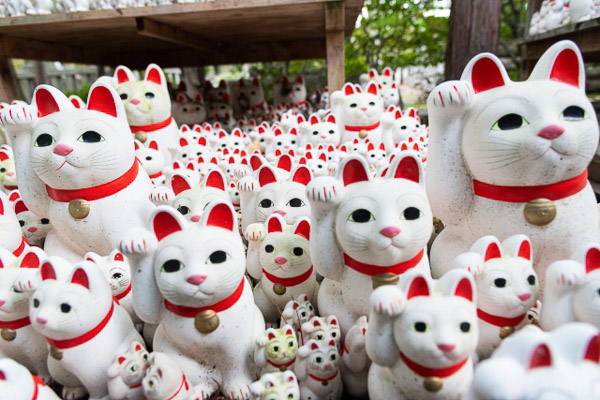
xmin=518 ymin=293 xmax=531 ymax=301
xmin=36 ymin=317 xmax=47 ymax=325
xmin=190 ymin=215 xmax=201 ymax=222
xmin=53 ymin=144 xmax=73 ymax=156
xmin=538 ymin=125 xmax=564 ymax=140
xmin=380 ymin=227 xmax=401 ymax=238
xmin=6 ymin=172 xmax=13 ymax=176
xmin=0 ymin=300 xmax=5 ymax=307
xmin=438 ymin=343 xmax=455 ymax=352
xmin=361 ymin=107 xmax=367 ymax=111
xmin=186 ymin=275 xmax=207 ymax=285
xmin=274 ymin=210 xmax=286 ymax=216
xmin=130 ymin=98 xmax=140 ymax=105
xmin=275 ymin=257 xmax=287 ymax=265
xmin=27 ymin=227 xmax=38 ymax=233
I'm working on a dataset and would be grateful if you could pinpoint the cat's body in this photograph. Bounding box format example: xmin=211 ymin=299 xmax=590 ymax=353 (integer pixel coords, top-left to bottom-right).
xmin=142 ymin=352 xmax=191 ymax=400
xmin=254 ymin=325 xmax=298 ymax=374
xmin=106 ymin=341 xmax=149 ymax=400
xmin=294 ymin=339 xmax=342 ymax=400
xmin=339 ymin=316 xmax=369 ymax=399
xmin=0 ymin=358 xmax=60 ymax=400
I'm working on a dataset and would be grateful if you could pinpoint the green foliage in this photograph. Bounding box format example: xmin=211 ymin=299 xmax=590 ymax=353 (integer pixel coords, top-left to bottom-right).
xmin=64 ymin=84 xmax=91 ymax=102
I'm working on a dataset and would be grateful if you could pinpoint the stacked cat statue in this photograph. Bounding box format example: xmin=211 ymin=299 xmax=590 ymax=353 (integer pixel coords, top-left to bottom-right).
xmin=426 ymin=40 xmax=600 ymax=284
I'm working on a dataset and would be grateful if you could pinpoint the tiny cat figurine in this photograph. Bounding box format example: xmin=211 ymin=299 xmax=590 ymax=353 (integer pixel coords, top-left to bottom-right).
xmin=541 ymin=242 xmax=600 ymax=330
xmin=265 ymin=127 xmax=300 ymax=158
xmin=280 ymin=294 xmax=316 ymax=341
xmin=245 ymin=214 xmax=316 ymax=322
xmin=306 ymin=153 xmax=432 ymax=335
xmin=0 ymin=191 xmax=27 ymax=259
xmin=0 ymin=358 xmax=60 ymax=400
xmin=299 ymin=114 xmax=340 ymax=148
xmin=142 ymin=352 xmax=191 ymax=400
xmin=250 ymin=371 xmax=300 ymax=400
xmin=114 ymin=64 xmax=179 ymax=163
xmin=301 ymin=316 xmax=341 ymax=348
xmin=294 ymin=339 xmax=342 ymax=400
xmin=254 ymin=325 xmax=298 ymax=374
xmin=426 ymin=41 xmax=600 ymax=284
xmin=239 ymin=78 xmax=267 ymax=117
xmin=453 ymin=235 xmax=539 ymax=360
xmin=134 ymin=140 xmax=167 ymax=186
xmin=339 ymin=316 xmax=369 ymax=399
xmin=169 ymin=169 xmax=231 ymax=222
xmin=119 ymin=202 xmax=264 ymax=399
xmin=107 ymin=341 xmax=149 ymax=400
xmin=0 ymin=145 xmax=17 ymax=194
xmin=172 ymin=93 xmax=207 ymax=127
xmin=13 ymin=198 xmax=51 ymax=248
xmin=366 ymin=269 xmax=478 ymax=400
xmin=0 ymin=82 xmax=155 ymax=263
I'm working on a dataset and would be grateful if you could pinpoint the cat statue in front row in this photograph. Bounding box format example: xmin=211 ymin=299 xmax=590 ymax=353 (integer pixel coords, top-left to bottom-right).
xmin=426 ymin=40 xmax=600 ymax=285
xmin=294 ymin=339 xmax=342 ymax=400
xmin=0 ymin=358 xmax=60 ymax=400
xmin=250 ymin=371 xmax=300 ymax=400
xmin=254 ymin=325 xmax=298 ymax=374
xmin=107 ymin=341 xmax=149 ymax=400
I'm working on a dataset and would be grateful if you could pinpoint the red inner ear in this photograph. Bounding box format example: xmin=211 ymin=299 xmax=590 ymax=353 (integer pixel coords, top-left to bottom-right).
xmin=342 ymin=159 xmax=369 ymax=186
xmin=407 ymin=276 xmax=430 ymax=299
xmin=454 ymin=278 xmax=473 ymax=302
xmin=367 ymin=82 xmax=378 ymax=96
xmin=330 ymin=318 xmax=337 ymax=325
xmin=41 ymin=262 xmax=56 ymax=280
xmin=14 ymin=200 xmax=28 ymax=214
xmin=550 ymin=49 xmax=580 ymax=88
xmin=149 ymin=141 xmax=159 ymax=151
xmin=294 ymin=220 xmax=310 ymax=240
xmin=20 ymin=252 xmax=39 ymax=269
xmin=310 ymin=116 xmax=319 ymax=125
xmin=36 ymin=88 xmax=60 ymax=117
xmin=484 ymin=242 xmax=502 ymax=261
xmin=267 ymin=216 xmax=284 ymax=233
xmin=285 ymin=328 xmax=293 ymax=336
xmin=205 ymin=203 xmax=234 ymax=231
xmin=394 ymin=157 xmax=420 ymax=183
xmin=344 ymin=84 xmax=355 ymax=96
xmin=518 ymin=240 xmax=531 ymax=260
xmin=0 ymin=371 xmax=5 ymax=380
xmin=118 ymin=356 xmax=126 ymax=364
xmin=179 ymin=138 xmax=188 ymax=147
xmin=153 ymin=211 xmax=184 ymax=241
xmin=114 ymin=252 xmax=124 ymax=262
xmin=287 ymin=375 xmax=295 ymax=382
xmin=71 ymin=268 xmax=89 ymax=289
xmin=327 ymin=114 xmax=336 ymax=124
xmin=292 ymin=166 xmax=311 ymax=186
xmin=146 ymin=68 xmax=162 ymax=86
xmin=268 ymin=332 xmax=276 ymax=340
xmin=171 ymin=175 xmax=192 ymax=196
xmin=135 ymin=344 xmax=142 ymax=351
xmin=585 ymin=248 xmax=600 ymax=274
xmin=116 ymin=68 xmax=130 ymax=84
xmin=584 ymin=335 xmax=600 ymax=363
xmin=277 ymin=155 xmax=292 ymax=172
xmin=311 ymin=342 xmax=319 ymax=350
xmin=205 ymin=171 xmax=225 ymax=191
xmin=70 ymin=98 xmax=81 ymax=108
xmin=529 ymin=344 xmax=552 ymax=369
xmin=471 ymin=57 xmax=506 ymax=94
xmin=259 ymin=167 xmax=277 ymax=187
xmin=88 ymin=86 xmax=118 ymax=118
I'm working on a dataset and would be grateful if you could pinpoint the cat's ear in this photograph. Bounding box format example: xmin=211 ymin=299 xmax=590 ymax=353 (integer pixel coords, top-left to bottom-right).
xmin=284 ymin=326 xmax=294 ymax=337
xmin=13 ymin=199 xmax=28 ymax=214
xmin=310 ymin=341 xmax=320 ymax=351
xmin=258 ymin=165 xmax=277 ymax=187
xmin=470 ymin=235 xmax=503 ymax=261
xmin=150 ymin=206 xmax=186 ymax=241
xmin=293 ymin=218 xmax=310 ymax=240
xmin=144 ymin=63 xmax=169 ymax=92
xmin=148 ymin=140 xmax=159 ymax=151
xmin=343 ymin=83 xmax=356 ymax=96
xmin=327 ymin=114 xmax=336 ymax=124
xmin=19 ymin=247 xmax=44 ymax=269
xmin=266 ymin=214 xmax=285 ymax=234
xmin=327 ymin=316 xmax=338 ymax=326
xmin=339 ymin=156 xmax=370 ymax=186
xmin=445 ymin=270 xmax=475 ymax=303
xmin=133 ymin=341 xmax=144 ymax=352
xmin=573 ymin=243 xmax=600 ymax=274
xmin=584 ymin=334 xmax=600 ymax=363
xmin=203 ymin=201 xmax=236 ymax=232
xmin=277 ymin=154 xmax=293 ymax=172
xmin=34 ymin=85 xmax=72 ymax=117
xmin=310 ymin=115 xmax=319 ymax=125
xmin=170 ymin=173 xmax=193 ymax=196
xmin=87 ymin=82 xmax=124 ymax=119
xmin=114 ymin=65 xmax=135 ymax=84
xmin=387 ymin=152 xmax=424 ymax=186
xmin=40 ymin=261 xmax=57 ymax=280
xmin=528 ymin=40 xmax=585 ymax=90
xmin=203 ymin=169 xmax=226 ymax=191
xmin=405 ymin=272 xmax=430 ymax=299
xmin=70 ymin=266 xmax=90 ymax=289
xmin=266 ymin=329 xmax=277 ymax=341
xmin=366 ymin=81 xmax=379 ymax=96
xmin=117 ymin=356 xmax=126 ymax=365
xmin=528 ymin=343 xmax=552 ymax=369
xmin=461 ymin=53 xmax=509 ymax=94
xmin=110 ymin=249 xmax=125 ymax=262
xmin=502 ymin=234 xmax=532 ymax=261
xmin=291 ymin=165 xmax=312 ymax=186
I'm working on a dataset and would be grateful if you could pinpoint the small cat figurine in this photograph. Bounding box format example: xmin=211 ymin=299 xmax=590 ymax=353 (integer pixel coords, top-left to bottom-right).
xmin=366 ymin=269 xmax=478 ymax=400
xmin=0 ymin=357 xmax=60 ymax=400
xmin=280 ymin=294 xmax=316 ymax=341
xmin=250 ymin=371 xmax=300 ymax=400
xmin=453 ymin=235 xmax=539 ymax=359
xmin=0 ymin=145 xmax=17 ymax=194
xmin=0 ymin=191 xmax=28 ymax=258
xmin=107 ymin=341 xmax=149 ymax=400
xmin=142 ymin=352 xmax=191 ymax=400
xmin=300 ymin=316 xmax=341 ymax=348
xmin=0 ymin=82 xmax=156 ymax=263
xmin=134 ymin=140 xmax=167 ymax=186
xmin=13 ymin=197 xmax=51 ymax=248
xmin=306 ymin=153 xmax=432 ymax=335
xmin=169 ymin=169 xmax=231 ymax=222
xmin=239 ymin=78 xmax=267 ymax=117
xmin=339 ymin=316 xmax=369 ymax=399
xmin=254 ymin=325 xmax=298 ymax=374
xmin=294 ymin=339 xmax=342 ymax=400
xmin=172 ymin=93 xmax=207 ymax=127
xmin=541 ymin=242 xmax=600 ymax=330
xmin=426 ymin=41 xmax=600 ymax=284
xmin=119 ymin=202 xmax=265 ymax=399
xmin=245 ymin=214 xmax=316 ymax=322
xmin=299 ymin=114 xmax=340 ymax=148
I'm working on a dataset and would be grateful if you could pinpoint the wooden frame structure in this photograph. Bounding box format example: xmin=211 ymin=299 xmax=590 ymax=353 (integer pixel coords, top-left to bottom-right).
xmin=0 ymin=0 xmax=363 ymax=101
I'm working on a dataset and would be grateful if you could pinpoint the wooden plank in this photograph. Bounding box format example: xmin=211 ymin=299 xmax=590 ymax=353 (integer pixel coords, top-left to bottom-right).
xmin=325 ymin=2 xmax=345 ymax=92
xmin=136 ymin=17 xmax=218 ymax=53
xmin=0 ymin=53 xmax=20 ymax=102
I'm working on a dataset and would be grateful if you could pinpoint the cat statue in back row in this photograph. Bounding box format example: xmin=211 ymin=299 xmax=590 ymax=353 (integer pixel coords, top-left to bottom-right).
xmin=0 ymin=82 xmax=156 ymax=263
xmin=0 ymin=358 xmax=60 ymax=400
xmin=426 ymin=40 xmax=600 ymax=284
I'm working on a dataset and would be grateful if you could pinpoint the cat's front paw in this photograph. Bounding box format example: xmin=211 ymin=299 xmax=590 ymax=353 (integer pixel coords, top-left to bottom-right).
xmin=119 ymin=228 xmax=157 ymax=256
xmin=62 ymin=386 xmax=88 ymax=400
xmin=429 ymin=80 xmax=473 ymax=110
xmin=13 ymin=269 xmax=40 ymax=293
xmin=256 ymin=334 xmax=269 ymax=348
xmin=149 ymin=186 xmax=174 ymax=205
xmin=306 ymin=176 xmax=343 ymax=204
xmin=370 ymin=285 xmax=406 ymax=317
xmin=238 ymin=176 xmax=259 ymax=193
xmin=546 ymin=260 xmax=585 ymax=289
xmin=223 ymin=381 xmax=252 ymax=400
xmin=244 ymin=223 xmax=265 ymax=242
xmin=234 ymin=166 xmax=250 ymax=179
xmin=0 ymin=104 xmax=36 ymax=135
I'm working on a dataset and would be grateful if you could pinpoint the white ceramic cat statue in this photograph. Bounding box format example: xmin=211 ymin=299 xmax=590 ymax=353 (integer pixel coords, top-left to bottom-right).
xmin=0 ymin=145 xmax=17 ymax=193
xmin=426 ymin=40 xmax=600 ymax=284
xmin=306 ymin=153 xmax=432 ymax=335
xmin=119 ymin=202 xmax=264 ymax=399
xmin=134 ymin=140 xmax=167 ymax=186
xmin=254 ymin=325 xmax=298 ymax=374
xmin=250 ymin=371 xmax=300 ymax=400
xmin=142 ymin=352 xmax=191 ymax=400
xmin=0 ymin=358 xmax=60 ymax=400
xmin=300 ymin=316 xmax=341 ymax=348
xmin=294 ymin=339 xmax=342 ymax=400
xmin=339 ymin=316 xmax=369 ymax=399
xmin=0 ymin=82 xmax=156 ymax=263
xmin=13 ymin=198 xmax=51 ymax=248
xmin=280 ymin=294 xmax=316 ymax=340
xmin=453 ymin=234 xmax=539 ymax=359
xmin=106 ymin=341 xmax=149 ymax=400
xmin=366 ymin=269 xmax=478 ymax=400
xmin=541 ymin=242 xmax=600 ymax=330
xmin=0 ymin=191 xmax=28 ymax=259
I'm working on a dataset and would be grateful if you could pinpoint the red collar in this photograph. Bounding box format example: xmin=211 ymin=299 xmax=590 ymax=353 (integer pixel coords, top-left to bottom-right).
xmin=400 ymin=352 xmax=468 ymax=379
xmin=262 ymin=266 xmax=313 ymax=288
xmin=148 ymin=171 xmax=163 ymax=179
xmin=164 ymin=279 xmax=244 ymax=318
xmin=250 ymin=101 xmax=265 ymax=112
xmin=129 ymin=115 xmax=173 ymax=133
xmin=267 ymin=357 xmax=296 ymax=369
xmin=0 ymin=315 xmax=30 ymax=330
xmin=46 ymin=160 xmax=139 ymax=202
xmin=47 ymin=301 xmax=114 ymax=349
xmin=344 ymin=249 xmax=424 ymax=276
xmin=12 ymin=236 xmax=27 ymax=257
xmin=31 ymin=375 xmax=46 ymax=400
xmin=309 ymin=370 xmax=339 ymax=382
xmin=3 ymin=185 xmax=17 ymax=191
xmin=115 ymin=283 xmax=132 ymax=302
xmin=473 ymin=170 xmax=588 ymax=203
xmin=340 ymin=342 xmax=349 ymax=356
xmin=294 ymin=99 xmax=307 ymax=108
xmin=477 ymin=309 xmax=526 ymax=328
xmin=166 ymin=374 xmax=189 ymax=400
xmin=129 ymin=382 xmax=142 ymax=389
xmin=345 ymin=121 xmax=381 ymax=132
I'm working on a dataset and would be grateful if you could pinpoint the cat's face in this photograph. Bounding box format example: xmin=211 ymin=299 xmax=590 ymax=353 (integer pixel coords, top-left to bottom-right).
xmin=341 ymin=83 xmax=382 ymax=126
xmin=85 ymin=250 xmax=131 ymax=297
xmin=142 ymin=352 xmax=187 ymax=400
xmin=395 ymin=114 xmax=421 ymax=140
xmin=240 ymin=79 xmax=264 ymax=107
xmin=304 ymin=339 xmax=339 ymax=377
xmin=264 ymin=326 xmax=298 ymax=364
xmin=111 ymin=341 xmax=149 ymax=386
xmin=366 ymin=146 xmax=387 ymax=167
xmin=16 ymin=209 xmax=50 ymax=248
xmin=282 ymin=295 xmax=315 ymax=329
xmin=287 ymin=78 xmax=306 ymax=104
xmin=170 ymin=171 xmax=230 ymax=222
xmin=135 ymin=140 xmax=165 ymax=176
xmin=208 ymin=101 xmax=233 ymax=121
xmin=302 ymin=316 xmax=341 ymax=345
xmin=267 ymin=130 xmax=299 ymax=155
xmin=380 ymin=84 xmax=399 ymax=108
xmin=259 ymin=217 xmax=311 ymax=275
xmin=176 ymin=140 xmax=211 ymax=164
xmin=0 ymin=192 xmax=23 ymax=252
xmin=206 ymin=81 xmax=229 ymax=103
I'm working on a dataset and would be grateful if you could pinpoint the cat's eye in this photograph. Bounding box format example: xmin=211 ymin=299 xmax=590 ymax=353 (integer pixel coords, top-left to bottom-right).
xmin=315 ymin=357 xmax=323 ymax=363
xmin=596 ymin=288 xmax=600 ymax=297
xmin=329 ymin=130 xmax=335 ymax=134
xmin=416 ymin=124 xmax=420 ymax=128
xmin=112 ymin=273 xmax=123 ymax=279
xmin=316 ymin=334 xmax=324 ymax=340
xmin=145 ymin=92 xmax=155 ymax=99
xmin=0 ymin=168 xmax=5 ymax=173
xmin=330 ymin=354 xmax=337 ymax=361
xmin=33 ymin=299 xmax=40 ymax=308
xmin=413 ymin=322 xmax=428 ymax=332
xmin=350 ymin=103 xmax=357 ymax=108
xmin=288 ymin=341 xmax=294 ymax=347
xmin=60 ymin=303 xmax=71 ymax=313
xmin=119 ymin=93 xmax=128 ymax=100
xmin=402 ymin=207 xmax=422 ymax=220
xmin=265 ymin=245 xmax=274 ymax=253
xmin=34 ymin=133 xmax=55 ymax=147
xmin=182 ymin=108 xmax=188 ymax=113
xmin=313 ymin=130 xmax=319 ymax=136
xmin=492 ymin=113 xmax=528 ymax=131
xmin=291 ymin=140 xmax=296 ymax=145
xmin=78 ymin=131 xmax=104 ymax=143
xmin=177 ymin=206 xmax=190 ymax=215
xmin=331 ymin=332 xmax=337 ymax=338
xmin=161 ymin=259 xmax=184 ymax=273
xmin=143 ymin=354 xmax=148 ymax=361
xmin=369 ymin=102 xmax=375 ymax=106
xmin=371 ymin=154 xmax=375 ymax=158
xmin=301 ymin=311 xmax=307 ymax=317
xmin=295 ymin=87 xmax=301 ymax=91
xmin=260 ymin=138 xmax=265 ymax=142
xmin=195 ymin=107 xmax=201 ymax=111
xmin=493 ymin=278 xmax=507 ymax=288
xmin=308 ymin=305 xmax=314 ymax=311
xmin=460 ymin=322 xmax=471 ymax=332
xmin=401 ymin=125 xmax=407 ymax=130
xmin=251 ymin=91 xmax=256 ymax=95
xmin=293 ymin=247 xmax=304 ymax=256
xmin=259 ymin=199 xmax=273 ymax=208
xmin=181 ymin=153 xmax=187 ymax=158
xmin=145 ymin=156 xmax=152 ymax=161
xmin=277 ymin=141 xmax=282 ymax=146
xmin=273 ymin=346 xmax=279 ymax=352
xmin=527 ymin=275 xmax=536 ymax=285
xmin=349 ymin=209 xmax=374 ymax=223
xmin=40 ymin=218 xmax=50 ymax=224
xmin=130 ymin=365 xmax=138 ymax=373
xmin=287 ymin=394 xmax=294 ymax=399
xmin=560 ymin=106 xmax=587 ymax=121
xmin=287 ymin=198 xmax=304 ymax=208
xmin=18 ymin=220 xmax=25 ymax=227
xmin=208 ymin=250 xmax=229 ymax=264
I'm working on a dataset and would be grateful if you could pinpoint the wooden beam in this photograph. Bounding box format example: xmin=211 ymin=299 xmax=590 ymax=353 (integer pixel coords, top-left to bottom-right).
xmin=325 ymin=2 xmax=345 ymax=92
xmin=136 ymin=17 xmax=217 ymax=53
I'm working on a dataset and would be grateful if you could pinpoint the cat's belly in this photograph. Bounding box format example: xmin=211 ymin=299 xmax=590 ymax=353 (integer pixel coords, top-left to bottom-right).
xmin=342 ymin=127 xmax=382 ymax=145
xmin=260 ymin=270 xmax=317 ymax=307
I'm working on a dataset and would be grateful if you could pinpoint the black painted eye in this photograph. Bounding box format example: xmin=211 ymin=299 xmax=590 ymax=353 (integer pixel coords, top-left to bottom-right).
xmin=181 ymin=153 xmax=187 ymax=158
xmin=208 ymin=251 xmax=228 ymax=264
xmin=34 ymin=133 xmax=54 ymax=147
xmin=527 ymin=275 xmax=536 ymax=285
xmin=143 ymin=354 xmax=148 ymax=361
xmin=78 ymin=131 xmax=104 ymax=143
xmin=288 ymin=394 xmax=294 ymax=399
xmin=349 ymin=209 xmax=374 ymax=223
xmin=329 ymin=130 xmax=335 ymax=134
xmin=494 ymin=278 xmax=507 ymax=288
xmin=370 ymin=154 xmax=375 ymax=158
xmin=313 ymin=130 xmax=319 ymax=136
xmin=260 ymin=138 xmax=265 ymax=142
xmin=369 ymin=102 xmax=375 ymax=106
xmin=401 ymin=125 xmax=407 ymax=130
xmin=145 ymin=92 xmax=155 ymax=99
xmin=291 ymin=140 xmax=296 ymax=145
xmin=119 ymin=93 xmax=128 ymax=100
xmin=293 ymin=247 xmax=304 ymax=256
xmin=18 ymin=220 xmax=25 ymax=227
xmin=301 ymin=311 xmax=307 ymax=317
xmin=273 ymin=346 xmax=279 ymax=352
xmin=162 ymin=259 xmax=184 ymax=273
xmin=277 ymin=141 xmax=282 ymax=146
xmin=177 ymin=206 xmax=190 ymax=215
xmin=295 ymin=87 xmax=301 ymax=91
xmin=259 ymin=199 xmax=273 ymax=208
xmin=40 ymin=218 xmax=50 ymax=224
xmin=402 ymin=207 xmax=421 ymax=220
xmin=315 ymin=357 xmax=322 ymax=363
xmin=460 ymin=322 xmax=471 ymax=332
xmin=195 ymin=107 xmax=201 ymax=111
xmin=33 ymin=299 xmax=40 ymax=308
xmin=112 ymin=273 xmax=123 ymax=279
xmin=330 ymin=354 xmax=337 ymax=361
xmin=182 ymin=108 xmax=188 ymax=113
xmin=331 ymin=331 xmax=337 ymax=338
xmin=145 ymin=156 xmax=152 ymax=161
xmin=414 ymin=322 xmax=427 ymax=332
xmin=350 ymin=103 xmax=357 ymax=108
xmin=0 ymin=168 xmax=5 ymax=173
xmin=60 ymin=303 xmax=71 ymax=313
xmin=287 ymin=198 xmax=304 ymax=207
xmin=251 ymin=91 xmax=256 ymax=95
xmin=561 ymin=105 xmax=586 ymax=121
xmin=492 ymin=113 xmax=527 ymax=130
xmin=265 ymin=244 xmax=274 ymax=253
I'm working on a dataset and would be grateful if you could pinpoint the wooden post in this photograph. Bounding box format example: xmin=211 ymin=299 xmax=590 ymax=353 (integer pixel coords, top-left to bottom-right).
xmin=0 ymin=53 xmax=20 ymax=102
xmin=33 ymin=61 xmax=47 ymax=86
xmin=325 ymin=1 xmax=345 ymax=92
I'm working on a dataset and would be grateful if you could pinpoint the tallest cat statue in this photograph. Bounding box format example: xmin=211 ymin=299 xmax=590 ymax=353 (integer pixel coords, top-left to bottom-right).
xmin=427 ymin=40 xmax=599 ymax=285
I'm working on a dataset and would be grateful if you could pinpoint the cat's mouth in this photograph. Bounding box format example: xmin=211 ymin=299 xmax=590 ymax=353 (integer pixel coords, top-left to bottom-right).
xmin=56 ymin=160 xmax=80 ymax=170
xmin=533 ymin=146 xmax=569 ymax=160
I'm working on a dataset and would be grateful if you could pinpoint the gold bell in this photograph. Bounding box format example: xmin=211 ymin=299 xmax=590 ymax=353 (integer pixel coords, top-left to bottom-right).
xmin=372 ymin=273 xmax=399 ymax=290
xmin=50 ymin=346 xmax=63 ymax=360
xmin=523 ymin=198 xmax=557 ymax=226
xmin=1 ymin=329 xmax=16 ymax=341
xmin=279 ymin=366 xmax=286 ymax=372
xmin=499 ymin=326 xmax=515 ymax=339
xmin=423 ymin=377 xmax=443 ymax=392
xmin=194 ymin=310 xmax=220 ymax=334
xmin=135 ymin=131 xmax=148 ymax=143
xmin=358 ymin=129 xmax=368 ymax=140
xmin=69 ymin=199 xmax=90 ymax=220
xmin=273 ymin=283 xmax=287 ymax=296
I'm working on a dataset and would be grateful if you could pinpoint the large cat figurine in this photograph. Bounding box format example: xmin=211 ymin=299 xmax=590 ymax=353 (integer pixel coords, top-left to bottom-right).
xmin=0 ymin=358 xmax=60 ymax=400
xmin=119 ymin=202 xmax=265 ymax=399
xmin=426 ymin=40 xmax=600 ymax=284
xmin=306 ymin=153 xmax=432 ymax=335
xmin=0 ymin=82 xmax=155 ymax=263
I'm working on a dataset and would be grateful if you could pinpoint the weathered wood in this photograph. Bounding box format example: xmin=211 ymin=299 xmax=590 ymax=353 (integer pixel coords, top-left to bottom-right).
xmin=33 ymin=61 xmax=46 ymax=86
xmin=0 ymin=54 xmax=20 ymax=102
xmin=136 ymin=17 xmax=217 ymax=53
xmin=326 ymin=2 xmax=345 ymax=92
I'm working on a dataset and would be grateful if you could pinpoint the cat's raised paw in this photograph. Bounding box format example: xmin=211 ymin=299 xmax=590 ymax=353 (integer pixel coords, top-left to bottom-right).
xmin=238 ymin=176 xmax=258 ymax=193
xmin=244 ymin=223 xmax=265 ymax=242
xmin=150 ymin=186 xmax=174 ymax=205
xmin=0 ymin=104 xmax=36 ymax=132
xmin=306 ymin=177 xmax=343 ymax=204
xmin=429 ymin=81 xmax=473 ymax=109
xmin=370 ymin=285 xmax=405 ymax=317
xmin=224 ymin=382 xmax=252 ymax=400
xmin=118 ymin=228 xmax=157 ymax=255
